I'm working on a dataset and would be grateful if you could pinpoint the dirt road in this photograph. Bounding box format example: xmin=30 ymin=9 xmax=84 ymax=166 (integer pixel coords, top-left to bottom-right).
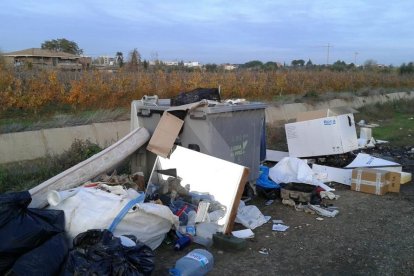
xmin=154 ymin=180 xmax=414 ymax=275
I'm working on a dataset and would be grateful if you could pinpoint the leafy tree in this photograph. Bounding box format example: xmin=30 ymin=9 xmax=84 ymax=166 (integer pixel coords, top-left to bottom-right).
xmin=399 ymin=62 xmax=414 ymax=75
xmin=41 ymin=38 xmax=83 ymax=55
xmin=143 ymin=60 xmax=149 ymax=70
xmin=263 ymin=61 xmax=278 ymax=71
xmin=205 ymin=63 xmax=218 ymax=72
xmin=127 ymin=48 xmax=141 ymax=71
xmin=243 ymin=60 xmax=263 ymax=69
xmin=363 ymin=59 xmax=377 ymax=70
xmin=116 ymin=52 xmax=124 ymax=67
xmin=331 ymin=60 xmax=347 ymax=71
xmin=306 ymin=59 xmax=313 ymax=68
xmin=291 ymin=59 xmax=305 ymax=67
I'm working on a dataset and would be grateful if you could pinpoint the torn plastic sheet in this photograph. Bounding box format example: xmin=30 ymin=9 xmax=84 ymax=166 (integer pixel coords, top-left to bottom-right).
xmin=269 ymin=157 xmax=334 ymax=191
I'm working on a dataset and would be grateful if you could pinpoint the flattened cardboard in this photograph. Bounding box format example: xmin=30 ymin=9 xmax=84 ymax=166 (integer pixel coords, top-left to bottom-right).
xmin=312 ymin=164 xmax=352 ymax=186
xmin=146 ymin=100 xmax=209 ymax=158
xmin=146 ymin=112 xmax=184 ymax=158
xmin=346 ymin=153 xmax=402 ymax=170
xmin=351 ymin=168 xmax=388 ymax=195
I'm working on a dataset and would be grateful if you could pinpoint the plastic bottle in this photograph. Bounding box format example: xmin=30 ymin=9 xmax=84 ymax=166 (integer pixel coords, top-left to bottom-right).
xmin=169 ymin=249 xmax=214 ymax=276
xmin=193 ymin=236 xmax=213 ymax=248
xmin=174 ymin=235 xmax=192 ymax=251
xmin=186 ymin=211 xmax=196 ymax=236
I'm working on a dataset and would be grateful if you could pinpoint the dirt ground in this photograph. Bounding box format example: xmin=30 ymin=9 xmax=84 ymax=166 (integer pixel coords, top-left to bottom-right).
xmin=153 ymin=170 xmax=414 ymax=275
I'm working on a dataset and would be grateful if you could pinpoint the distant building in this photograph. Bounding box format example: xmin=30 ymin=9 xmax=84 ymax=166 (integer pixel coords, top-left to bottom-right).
xmin=223 ymin=64 xmax=237 ymax=70
xmin=164 ymin=61 xmax=179 ymax=66
xmin=184 ymin=61 xmax=201 ymax=68
xmin=100 ymin=55 xmax=116 ymax=66
xmin=3 ymin=48 xmax=90 ymax=70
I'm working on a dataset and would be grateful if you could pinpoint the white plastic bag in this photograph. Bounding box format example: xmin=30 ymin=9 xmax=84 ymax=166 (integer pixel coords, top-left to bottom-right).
xmin=269 ymin=157 xmax=334 ymax=191
xmin=48 ymin=187 xmax=178 ymax=250
xmin=235 ymin=201 xmax=268 ymax=229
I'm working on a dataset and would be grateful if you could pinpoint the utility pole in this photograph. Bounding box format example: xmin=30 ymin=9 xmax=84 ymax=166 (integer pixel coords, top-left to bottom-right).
xmin=354 ymin=52 xmax=359 ymax=65
xmin=322 ymin=43 xmax=333 ymax=65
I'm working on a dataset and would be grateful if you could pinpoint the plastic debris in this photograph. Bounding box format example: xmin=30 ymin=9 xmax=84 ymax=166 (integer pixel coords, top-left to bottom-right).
xmin=272 ymin=224 xmax=289 ymax=232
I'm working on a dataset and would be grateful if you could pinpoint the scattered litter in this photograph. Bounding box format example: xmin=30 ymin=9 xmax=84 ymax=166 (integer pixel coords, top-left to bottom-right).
xmin=265 ymin=199 xmax=274 ymax=206
xmin=272 ymin=219 xmax=284 ymax=224
xmin=309 ymin=205 xmax=339 ymax=218
xmin=269 ymin=157 xmax=334 ymax=192
xmin=170 ymin=249 xmax=214 ymax=276
xmin=195 ymin=201 xmax=210 ymax=223
xmin=232 ymin=229 xmax=255 ymax=239
xmin=282 ymin=198 xmax=296 ymax=207
xmin=235 ymin=201 xmax=268 ymax=230
xmin=258 ymin=248 xmax=270 ymax=255
xmin=272 ymin=224 xmax=289 ymax=232
xmin=316 ymin=217 xmax=324 ymax=221
xmin=264 ymin=216 xmax=272 ymax=222
xmin=320 ymin=191 xmax=339 ymax=200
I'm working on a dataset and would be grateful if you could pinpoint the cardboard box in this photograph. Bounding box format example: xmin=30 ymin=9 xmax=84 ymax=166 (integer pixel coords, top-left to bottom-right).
xmin=285 ymin=107 xmax=359 ymax=157
xmin=351 ymin=168 xmax=389 ymax=195
xmin=386 ymin=171 xmax=401 ymax=193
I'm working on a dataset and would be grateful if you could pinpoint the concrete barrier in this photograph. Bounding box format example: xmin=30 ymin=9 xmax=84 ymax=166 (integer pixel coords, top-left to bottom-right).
xmin=1 ymin=91 xmax=413 ymax=164
xmin=265 ymin=91 xmax=414 ymax=125
xmin=0 ymin=121 xmax=130 ymax=164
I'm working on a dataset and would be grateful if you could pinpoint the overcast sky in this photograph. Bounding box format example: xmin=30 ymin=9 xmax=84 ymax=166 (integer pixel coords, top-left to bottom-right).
xmin=1 ymin=0 xmax=413 ymax=65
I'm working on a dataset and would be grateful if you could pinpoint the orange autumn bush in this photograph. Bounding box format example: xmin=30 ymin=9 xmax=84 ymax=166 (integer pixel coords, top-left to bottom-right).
xmin=1 ymin=67 xmax=414 ymax=116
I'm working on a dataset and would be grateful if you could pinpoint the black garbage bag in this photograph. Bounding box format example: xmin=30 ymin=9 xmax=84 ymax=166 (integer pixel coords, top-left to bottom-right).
xmin=64 ymin=229 xmax=155 ymax=276
xmin=0 ymin=191 xmax=65 ymax=273
xmin=11 ymin=232 xmax=68 ymax=275
xmin=171 ymin=87 xmax=221 ymax=106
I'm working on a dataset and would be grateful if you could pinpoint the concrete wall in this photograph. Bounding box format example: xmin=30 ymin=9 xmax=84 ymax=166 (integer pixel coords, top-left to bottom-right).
xmin=265 ymin=91 xmax=414 ymax=125
xmin=1 ymin=91 xmax=413 ymax=164
xmin=0 ymin=121 xmax=130 ymax=164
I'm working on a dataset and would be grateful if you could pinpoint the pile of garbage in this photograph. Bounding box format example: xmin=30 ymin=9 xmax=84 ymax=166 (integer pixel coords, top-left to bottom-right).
xmin=1 ymin=89 xmax=412 ymax=275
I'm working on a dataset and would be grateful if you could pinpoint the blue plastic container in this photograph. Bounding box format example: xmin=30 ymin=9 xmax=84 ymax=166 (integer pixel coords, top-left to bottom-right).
xmin=170 ymin=249 xmax=214 ymax=276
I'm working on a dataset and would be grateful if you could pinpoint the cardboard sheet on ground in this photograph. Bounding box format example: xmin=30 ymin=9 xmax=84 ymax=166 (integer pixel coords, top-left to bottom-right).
xmin=146 ymin=146 xmax=249 ymax=234
xmin=312 ymin=164 xmax=353 ymax=186
xmin=268 ymin=157 xmax=334 ymax=191
xmin=345 ymin=153 xmax=402 ymax=171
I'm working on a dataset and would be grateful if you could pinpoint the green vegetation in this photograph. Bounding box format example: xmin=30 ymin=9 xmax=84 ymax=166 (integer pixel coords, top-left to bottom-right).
xmin=0 ymin=140 xmax=102 ymax=193
xmin=355 ymin=98 xmax=414 ymax=146
xmin=41 ymin=38 xmax=83 ymax=55
xmin=0 ymin=108 xmax=129 ymax=134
